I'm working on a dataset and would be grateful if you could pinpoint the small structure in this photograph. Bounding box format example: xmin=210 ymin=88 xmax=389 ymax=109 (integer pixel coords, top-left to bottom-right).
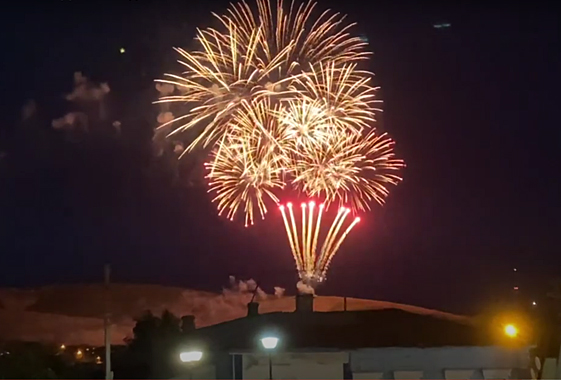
xmin=179 ymin=295 xmax=531 ymax=379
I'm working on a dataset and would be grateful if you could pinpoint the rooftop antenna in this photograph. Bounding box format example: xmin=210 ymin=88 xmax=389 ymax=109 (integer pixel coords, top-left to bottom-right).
xmin=250 ymin=281 xmax=261 ymax=303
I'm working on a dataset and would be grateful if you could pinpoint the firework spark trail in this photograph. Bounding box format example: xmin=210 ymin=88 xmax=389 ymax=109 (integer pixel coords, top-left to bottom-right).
xmin=323 ymin=215 xmax=361 ymax=273
xmin=155 ymin=0 xmax=405 ymax=287
xmin=205 ymin=99 xmax=288 ymax=226
xmin=156 ymin=0 xmax=369 ymax=153
xmin=291 ymin=130 xmax=405 ymax=212
xmin=155 ymin=0 xmax=404 ymax=225
xmin=289 ymin=62 xmax=381 ymax=135
xmin=280 ymin=204 xmax=303 ymax=271
xmin=317 ymin=207 xmax=349 ymax=269
xmin=279 ymin=200 xmax=360 ymax=285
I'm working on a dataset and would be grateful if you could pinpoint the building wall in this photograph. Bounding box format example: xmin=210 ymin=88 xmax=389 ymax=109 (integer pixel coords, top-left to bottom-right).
xmin=190 ymin=364 xmax=217 ymax=379
xmin=231 ymin=346 xmax=531 ymax=380
xmin=350 ymin=346 xmax=531 ymax=379
xmin=242 ymin=352 xmax=348 ymax=379
xmin=183 ymin=346 xmax=532 ymax=379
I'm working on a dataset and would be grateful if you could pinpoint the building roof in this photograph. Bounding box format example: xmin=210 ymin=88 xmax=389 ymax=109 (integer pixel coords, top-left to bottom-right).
xmin=187 ymin=307 xmax=493 ymax=352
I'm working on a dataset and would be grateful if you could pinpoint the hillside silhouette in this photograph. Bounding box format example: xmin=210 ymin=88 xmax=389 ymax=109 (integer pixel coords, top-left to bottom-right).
xmin=0 ymin=282 xmax=466 ymax=345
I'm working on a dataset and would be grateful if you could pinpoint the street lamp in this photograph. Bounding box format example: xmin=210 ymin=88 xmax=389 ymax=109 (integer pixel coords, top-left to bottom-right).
xmin=180 ymin=350 xmax=203 ymax=380
xmin=179 ymin=350 xmax=203 ymax=363
xmin=504 ymin=324 xmax=518 ymax=338
xmin=261 ymin=336 xmax=279 ymax=380
xmin=261 ymin=337 xmax=279 ymax=350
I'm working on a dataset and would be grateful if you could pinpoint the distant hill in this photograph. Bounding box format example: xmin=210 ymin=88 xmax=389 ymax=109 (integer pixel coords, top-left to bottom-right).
xmin=0 ymin=282 xmax=467 ymax=345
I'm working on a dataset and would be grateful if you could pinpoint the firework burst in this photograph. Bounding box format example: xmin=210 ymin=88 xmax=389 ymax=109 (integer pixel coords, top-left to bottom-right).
xmin=157 ymin=0 xmax=405 ymax=288
xmin=289 ymin=62 xmax=381 ymax=135
xmin=156 ymin=0 xmax=369 ymax=153
xmin=206 ymin=99 xmax=289 ymax=226
xmin=291 ymin=131 xmax=404 ymax=211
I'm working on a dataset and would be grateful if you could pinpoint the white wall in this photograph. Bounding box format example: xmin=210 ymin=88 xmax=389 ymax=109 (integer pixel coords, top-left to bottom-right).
xmin=237 ymin=346 xmax=530 ymax=379
xmin=351 ymin=346 xmax=531 ymax=379
xmin=242 ymin=352 xmax=347 ymax=379
xmin=172 ymin=364 xmax=216 ymax=380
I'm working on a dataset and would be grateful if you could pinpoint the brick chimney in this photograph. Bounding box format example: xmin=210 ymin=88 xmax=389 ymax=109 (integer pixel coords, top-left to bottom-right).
xmin=181 ymin=315 xmax=195 ymax=333
xmin=247 ymin=301 xmax=259 ymax=317
xmin=295 ymin=293 xmax=313 ymax=313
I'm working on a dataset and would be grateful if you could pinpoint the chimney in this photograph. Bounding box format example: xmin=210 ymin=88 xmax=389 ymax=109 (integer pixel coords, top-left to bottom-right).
xmin=247 ymin=301 xmax=259 ymax=317
xmin=295 ymin=293 xmax=314 ymax=313
xmin=181 ymin=315 xmax=195 ymax=333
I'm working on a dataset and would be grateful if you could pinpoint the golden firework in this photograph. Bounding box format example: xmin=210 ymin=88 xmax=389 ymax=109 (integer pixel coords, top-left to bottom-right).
xmin=156 ymin=0 xmax=369 ymax=152
xmin=279 ymin=200 xmax=360 ymax=286
xmin=288 ymin=62 xmax=381 ymax=135
xmin=156 ymin=0 xmax=405 ymax=287
xmin=206 ymin=99 xmax=289 ymax=226
xmin=290 ymin=130 xmax=404 ymax=212
xmin=278 ymin=98 xmax=332 ymax=151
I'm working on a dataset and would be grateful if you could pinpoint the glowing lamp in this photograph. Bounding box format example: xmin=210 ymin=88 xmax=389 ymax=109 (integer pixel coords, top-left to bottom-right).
xmin=180 ymin=350 xmax=203 ymax=363
xmin=504 ymin=324 xmax=518 ymax=338
xmin=261 ymin=336 xmax=279 ymax=350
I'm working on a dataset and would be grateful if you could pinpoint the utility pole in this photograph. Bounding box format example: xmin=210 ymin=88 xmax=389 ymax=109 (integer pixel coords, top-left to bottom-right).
xmin=104 ymin=264 xmax=112 ymax=380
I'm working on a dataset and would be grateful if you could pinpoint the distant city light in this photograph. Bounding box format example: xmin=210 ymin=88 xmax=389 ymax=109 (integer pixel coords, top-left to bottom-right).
xmin=433 ymin=23 xmax=451 ymax=29
xmin=532 ymin=301 xmax=537 ymax=306
xmin=513 ymin=286 xmax=519 ymax=290
xmin=513 ymin=268 xmax=517 ymax=272
xmin=120 ymin=47 xmax=126 ymax=54
xmin=60 ymin=344 xmax=66 ymax=350
xmin=75 ymin=349 xmax=83 ymax=360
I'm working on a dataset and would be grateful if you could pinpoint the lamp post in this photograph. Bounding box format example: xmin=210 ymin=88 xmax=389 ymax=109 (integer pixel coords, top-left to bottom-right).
xmin=261 ymin=336 xmax=279 ymax=380
xmin=179 ymin=350 xmax=203 ymax=380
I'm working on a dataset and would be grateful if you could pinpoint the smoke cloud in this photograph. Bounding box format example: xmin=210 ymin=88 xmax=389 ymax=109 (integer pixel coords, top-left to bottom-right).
xmin=296 ymin=280 xmax=315 ymax=295
xmin=65 ymin=72 xmax=110 ymax=103
xmin=155 ymin=83 xmax=176 ymax=132
xmin=51 ymin=112 xmax=88 ymax=132
xmin=155 ymin=83 xmax=175 ymax=97
xmin=224 ymin=275 xmax=267 ymax=300
xmin=173 ymin=141 xmax=184 ymax=154
xmin=21 ymin=100 xmax=36 ymax=121
xmin=157 ymin=111 xmax=174 ymax=125
xmin=51 ymin=72 xmax=110 ymax=133
xmin=274 ymin=286 xmax=286 ymax=297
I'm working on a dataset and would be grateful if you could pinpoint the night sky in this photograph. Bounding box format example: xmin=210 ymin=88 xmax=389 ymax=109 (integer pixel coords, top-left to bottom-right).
xmin=0 ymin=1 xmax=559 ymax=314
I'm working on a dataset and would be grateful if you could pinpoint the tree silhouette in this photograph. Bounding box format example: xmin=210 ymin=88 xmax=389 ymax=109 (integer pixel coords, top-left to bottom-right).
xmin=118 ymin=310 xmax=189 ymax=379
xmin=531 ymin=279 xmax=561 ymax=379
